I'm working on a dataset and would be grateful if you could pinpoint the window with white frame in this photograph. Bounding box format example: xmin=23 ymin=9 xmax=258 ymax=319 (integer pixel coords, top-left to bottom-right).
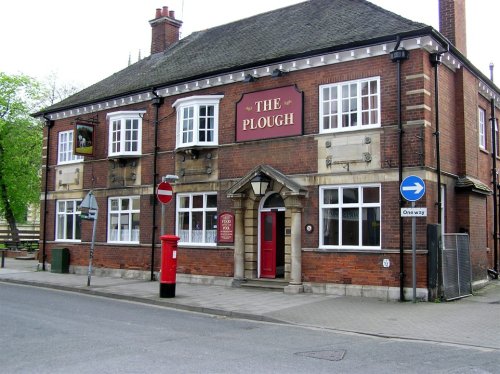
xmin=56 ymin=199 xmax=82 ymax=241
xmin=107 ymin=111 xmax=145 ymax=158
xmin=176 ymin=192 xmax=217 ymax=246
xmin=320 ymin=185 xmax=381 ymax=249
xmin=108 ymin=196 xmax=140 ymax=243
xmin=319 ymin=77 xmax=380 ymax=133
xmin=495 ymin=118 xmax=499 ymax=158
xmin=58 ymin=130 xmax=84 ymax=164
xmin=478 ymin=107 xmax=486 ymax=150
xmin=173 ymin=95 xmax=223 ymax=148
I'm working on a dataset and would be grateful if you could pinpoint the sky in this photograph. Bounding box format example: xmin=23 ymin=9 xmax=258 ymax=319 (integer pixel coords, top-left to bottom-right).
xmin=0 ymin=0 xmax=497 ymax=90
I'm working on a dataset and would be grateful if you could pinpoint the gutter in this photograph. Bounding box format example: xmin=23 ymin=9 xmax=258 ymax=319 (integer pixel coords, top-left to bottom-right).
xmin=37 ymin=27 xmax=500 ymax=119
xmin=41 ymin=26 xmax=500 ymax=118
xmin=428 ymin=28 xmax=500 ymax=95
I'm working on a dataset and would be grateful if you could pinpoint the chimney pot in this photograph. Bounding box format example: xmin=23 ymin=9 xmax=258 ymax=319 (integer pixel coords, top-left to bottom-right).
xmin=150 ymin=6 xmax=183 ymax=54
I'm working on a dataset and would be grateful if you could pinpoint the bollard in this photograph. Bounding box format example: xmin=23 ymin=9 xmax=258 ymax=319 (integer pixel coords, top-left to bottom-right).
xmin=159 ymin=235 xmax=180 ymax=298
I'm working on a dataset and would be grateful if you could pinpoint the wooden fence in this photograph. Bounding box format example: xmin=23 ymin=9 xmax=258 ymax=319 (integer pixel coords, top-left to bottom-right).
xmin=0 ymin=224 xmax=40 ymax=251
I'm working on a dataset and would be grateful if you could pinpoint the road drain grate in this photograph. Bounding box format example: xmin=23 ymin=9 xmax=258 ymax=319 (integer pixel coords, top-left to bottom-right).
xmin=295 ymin=349 xmax=346 ymax=361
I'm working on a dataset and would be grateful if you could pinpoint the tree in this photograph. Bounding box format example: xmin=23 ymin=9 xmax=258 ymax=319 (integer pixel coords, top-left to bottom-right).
xmin=39 ymin=71 xmax=80 ymax=108
xmin=0 ymin=72 xmax=43 ymax=241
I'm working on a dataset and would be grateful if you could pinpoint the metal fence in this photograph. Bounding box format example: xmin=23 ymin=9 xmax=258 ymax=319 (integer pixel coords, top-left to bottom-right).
xmin=442 ymin=233 xmax=472 ymax=300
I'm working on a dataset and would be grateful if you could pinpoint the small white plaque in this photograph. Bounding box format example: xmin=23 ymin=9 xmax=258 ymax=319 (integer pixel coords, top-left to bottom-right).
xmin=401 ymin=208 xmax=427 ymax=217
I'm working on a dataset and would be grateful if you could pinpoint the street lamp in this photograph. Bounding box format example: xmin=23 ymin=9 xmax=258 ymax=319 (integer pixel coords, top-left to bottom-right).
xmin=250 ymin=173 xmax=270 ymax=196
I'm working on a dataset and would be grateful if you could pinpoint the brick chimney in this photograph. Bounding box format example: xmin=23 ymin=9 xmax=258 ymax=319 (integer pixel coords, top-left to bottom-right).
xmin=150 ymin=6 xmax=183 ymax=54
xmin=439 ymin=0 xmax=467 ymax=56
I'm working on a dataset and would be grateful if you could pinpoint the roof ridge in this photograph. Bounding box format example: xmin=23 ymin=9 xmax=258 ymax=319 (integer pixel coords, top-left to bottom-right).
xmin=362 ymin=0 xmax=427 ymax=28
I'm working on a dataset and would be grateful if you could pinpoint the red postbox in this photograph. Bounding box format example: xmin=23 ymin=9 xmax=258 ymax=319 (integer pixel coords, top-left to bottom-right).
xmin=159 ymin=235 xmax=180 ymax=298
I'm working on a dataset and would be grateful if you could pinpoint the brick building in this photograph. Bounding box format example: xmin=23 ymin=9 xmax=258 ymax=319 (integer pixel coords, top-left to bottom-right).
xmin=37 ymin=0 xmax=499 ymax=300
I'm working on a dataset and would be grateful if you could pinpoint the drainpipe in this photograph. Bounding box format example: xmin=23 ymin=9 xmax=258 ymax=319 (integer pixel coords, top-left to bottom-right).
xmin=489 ymin=63 xmax=499 ymax=279
xmin=430 ymin=47 xmax=448 ymax=296
xmin=490 ymin=98 xmax=499 ymax=278
xmin=430 ymin=53 xmax=443 ymax=225
xmin=150 ymin=91 xmax=163 ymax=281
xmin=390 ymin=37 xmax=409 ymax=302
xmin=41 ymin=116 xmax=54 ymax=271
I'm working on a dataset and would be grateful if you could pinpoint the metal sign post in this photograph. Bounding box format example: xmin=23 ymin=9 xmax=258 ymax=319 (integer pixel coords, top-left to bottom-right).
xmin=411 ymin=201 xmax=417 ymax=302
xmin=400 ymin=176 xmax=426 ymax=303
xmin=159 ymin=175 xmax=178 ymax=236
xmin=81 ymin=191 xmax=98 ymax=287
xmin=87 ymin=210 xmax=98 ymax=287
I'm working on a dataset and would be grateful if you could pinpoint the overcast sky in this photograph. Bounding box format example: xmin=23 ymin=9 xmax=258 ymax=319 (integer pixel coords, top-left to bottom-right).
xmin=0 ymin=0 xmax=497 ymax=89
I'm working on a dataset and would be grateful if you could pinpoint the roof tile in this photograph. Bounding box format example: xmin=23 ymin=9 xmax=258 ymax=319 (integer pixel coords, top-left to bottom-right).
xmin=44 ymin=0 xmax=427 ymax=113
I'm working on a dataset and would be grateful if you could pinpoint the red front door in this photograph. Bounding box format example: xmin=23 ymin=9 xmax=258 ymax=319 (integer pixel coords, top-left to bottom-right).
xmin=260 ymin=212 xmax=276 ymax=278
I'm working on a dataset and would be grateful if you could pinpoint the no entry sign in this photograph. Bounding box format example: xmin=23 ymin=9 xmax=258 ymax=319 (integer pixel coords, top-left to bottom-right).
xmin=157 ymin=182 xmax=173 ymax=204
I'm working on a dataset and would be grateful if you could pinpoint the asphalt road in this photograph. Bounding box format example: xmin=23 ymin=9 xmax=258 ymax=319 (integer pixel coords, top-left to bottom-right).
xmin=1 ymin=283 xmax=499 ymax=373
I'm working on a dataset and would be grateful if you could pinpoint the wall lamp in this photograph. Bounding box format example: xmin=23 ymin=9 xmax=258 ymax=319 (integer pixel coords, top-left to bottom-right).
xmin=250 ymin=173 xmax=271 ymax=196
xmin=389 ymin=48 xmax=409 ymax=62
xmin=271 ymin=68 xmax=287 ymax=78
xmin=243 ymin=74 xmax=257 ymax=83
xmin=429 ymin=52 xmax=443 ymax=67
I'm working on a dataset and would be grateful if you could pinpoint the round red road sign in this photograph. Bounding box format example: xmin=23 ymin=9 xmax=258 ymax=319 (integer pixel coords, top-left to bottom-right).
xmin=157 ymin=182 xmax=173 ymax=204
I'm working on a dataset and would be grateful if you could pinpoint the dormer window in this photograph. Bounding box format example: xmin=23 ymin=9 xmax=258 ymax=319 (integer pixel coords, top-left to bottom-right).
xmin=107 ymin=111 xmax=145 ymax=158
xmin=173 ymin=95 xmax=223 ymax=149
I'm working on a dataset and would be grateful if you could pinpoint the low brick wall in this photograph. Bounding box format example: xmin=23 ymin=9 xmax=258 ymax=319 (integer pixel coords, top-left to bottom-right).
xmin=1 ymin=249 xmax=38 ymax=259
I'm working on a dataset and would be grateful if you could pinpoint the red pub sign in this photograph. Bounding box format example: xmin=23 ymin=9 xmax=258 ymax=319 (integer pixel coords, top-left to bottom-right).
xmin=236 ymin=85 xmax=303 ymax=142
xmin=217 ymin=212 xmax=235 ymax=243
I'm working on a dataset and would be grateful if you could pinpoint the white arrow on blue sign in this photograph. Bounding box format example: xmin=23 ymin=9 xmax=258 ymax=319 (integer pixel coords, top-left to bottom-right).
xmin=400 ymin=175 xmax=426 ymax=202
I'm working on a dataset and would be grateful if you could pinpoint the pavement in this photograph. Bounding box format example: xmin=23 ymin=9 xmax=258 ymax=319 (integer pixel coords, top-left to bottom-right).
xmin=1 ymin=257 xmax=500 ymax=351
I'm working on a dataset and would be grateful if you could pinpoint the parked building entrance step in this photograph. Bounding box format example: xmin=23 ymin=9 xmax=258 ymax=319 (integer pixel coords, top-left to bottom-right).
xmin=240 ymin=278 xmax=288 ymax=292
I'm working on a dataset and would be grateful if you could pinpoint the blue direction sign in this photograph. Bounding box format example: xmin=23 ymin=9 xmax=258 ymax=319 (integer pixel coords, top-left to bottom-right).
xmin=400 ymin=175 xmax=425 ymax=202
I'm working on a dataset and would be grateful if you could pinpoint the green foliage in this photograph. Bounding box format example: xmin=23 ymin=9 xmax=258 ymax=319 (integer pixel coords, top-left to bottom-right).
xmin=0 ymin=72 xmax=41 ymax=120
xmin=0 ymin=72 xmax=43 ymax=223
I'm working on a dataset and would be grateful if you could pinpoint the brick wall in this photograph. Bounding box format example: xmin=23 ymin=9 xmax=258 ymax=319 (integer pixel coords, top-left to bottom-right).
xmin=439 ymin=0 xmax=467 ymax=56
xmin=302 ymin=251 xmax=427 ymax=288
xmin=40 ymin=42 xmax=497 ymax=286
xmin=468 ymin=195 xmax=490 ymax=279
xmin=177 ymin=247 xmax=233 ymax=277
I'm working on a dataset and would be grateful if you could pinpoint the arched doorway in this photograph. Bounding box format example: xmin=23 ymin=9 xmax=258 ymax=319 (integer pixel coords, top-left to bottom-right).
xmin=259 ymin=193 xmax=285 ymax=278
xmin=227 ymin=164 xmax=308 ymax=287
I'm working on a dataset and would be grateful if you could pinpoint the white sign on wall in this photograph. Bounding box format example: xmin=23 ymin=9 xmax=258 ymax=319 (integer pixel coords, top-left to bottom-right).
xmin=400 ymin=207 xmax=427 ymax=217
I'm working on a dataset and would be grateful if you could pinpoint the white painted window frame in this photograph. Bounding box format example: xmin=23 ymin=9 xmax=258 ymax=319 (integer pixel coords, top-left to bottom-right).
xmin=57 ymin=130 xmax=83 ymax=164
xmin=319 ymin=184 xmax=381 ymax=250
xmin=173 ymin=95 xmax=224 ymax=149
xmin=479 ymin=107 xmax=487 ymax=150
xmin=55 ymin=199 xmax=82 ymax=242
xmin=176 ymin=192 xmax=217 ymax=247
xmin=107 ymin=196 xmax=140 ymax=243
xmin=107 ymin=111 xmax=145 ymax=158
xmin=319 ymin=77 xmax=381 ymax=133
